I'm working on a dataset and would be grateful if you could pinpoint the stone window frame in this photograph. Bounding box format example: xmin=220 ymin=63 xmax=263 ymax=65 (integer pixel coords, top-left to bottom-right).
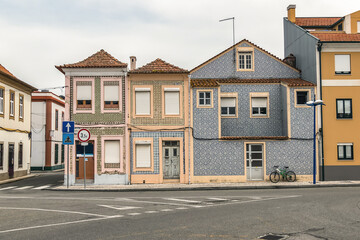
xmin=249 ymin=92 xmax=269 ymax=118
xmin=220 ymin=92 xmax=238 ymax=118
xmin=196 ymin=89 xmax=213 ymax=108
xmin=73 ymin=78 xmax=95 ymax=114
xmin=161 ymin=85 xmax=183 ymax=118
xmin=132 ymin=85 xmax=153 ymax=118
xmin=132 ymin=138 xmax=154 ymax=173
xmin=337 ymin=143 xmax=353 ymax=160
xmin=100 ymin=77 xmax=122 ymax=114
xmin=236 ymin=47 xmax=255 ymax=72
xmin=19 ymin=94 xmax=24 ymax=122
xmin=0 ymin=86 xmax=4 ymax=118
xmin=9 ymin=90 xmax=15 ymax=120
xmin=101 ymin=135 xmax=124 ymax=173
xmin=294 ymin=89 xmax=311 ymax=108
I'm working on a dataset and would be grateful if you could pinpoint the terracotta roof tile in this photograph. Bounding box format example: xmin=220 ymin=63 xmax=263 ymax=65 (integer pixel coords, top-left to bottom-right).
xmin=295 ymin=17 xmax=342 ymax=27
xmin=0 ymin=64 xmax=16 ymax=78
xmin=129 ymin=58 xmax=189 ymax=74
xmin=191 ymin=79 xmax=219 ymax=87
xmin=311 ymin=33 xmax=360 ymax=42
xmin=191 ymin=78 xmax=315 ymax=87
xmin=56 ymin=49 xmax=127 ymax=73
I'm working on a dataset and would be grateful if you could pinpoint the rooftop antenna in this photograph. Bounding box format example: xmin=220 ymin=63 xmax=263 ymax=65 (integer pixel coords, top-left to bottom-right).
xmin=219 ymin=17 xmax=236 ymax=77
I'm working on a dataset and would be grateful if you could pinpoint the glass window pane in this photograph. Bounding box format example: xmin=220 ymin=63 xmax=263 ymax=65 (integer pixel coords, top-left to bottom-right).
xmin=221 ymin=107 xmax=227 ymax=115
xmin=229 ymin=107 xmax=236 ymax=115
xmin=173 ymin=148 xmax=177 ymax=157
xmin=252 ymin=107 xmax=259 ymax=115
xmin=199 ymin=92 xmax=204 ymax=99
xmin=337 ymin=100 xmax=344 ymax=114
xmin=346 ymin=145 xmax=352 ymax=159
xmin=251 ymin=160 xmax=262 ymax=167
xmin=165 ymin=149 xmax=169 ymax=157
xmin=297 ymin=91 xmax=308 ymax=104
xmin=199 ymin=99 xmax=204 ymax=105
xmin=251 ymin=153 xmax=262 ymax=159
xmin=344 ymin=100 xmax=351 ymax=114
xmin=338 ymin=145 xmax=344 ymax=159
xmin=260 ymin=107 xmax=267 ymax=115
xmin=251 ymin=145 xmax=262 ymax=151
xmin=205 ymin=99 xmax=210 ymax=105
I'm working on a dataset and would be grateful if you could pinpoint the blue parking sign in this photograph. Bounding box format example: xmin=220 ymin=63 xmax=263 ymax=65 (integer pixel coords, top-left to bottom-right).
xmin=62 ymin=121 xmax=74 ymax=133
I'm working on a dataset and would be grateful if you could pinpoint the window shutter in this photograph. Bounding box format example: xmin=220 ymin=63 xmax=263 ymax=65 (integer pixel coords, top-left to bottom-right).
xmin=337 ymin=100 xmax=344 ymax=113
xmin=104 ymin=86 xmax=119 ymax=101
xmin=335 ymin=55 xmax=350 ymax=73
xmin=135 ymin=90 xmax=150 ymax=115
xmin=252 ymin=97 xmax=267 ymax=107
xmin=77 ymin=85 xmax=92 ymax=100
xmin=344 ymin=100 xmax=351 ymax=113
xmin=221 ymin=97 xmax=235 ymax=107
xmin=135 ymin=144 xmax=151 ymax=168
xmin=338 ymin=145 xmax=344 ymax=158
xmin=165 ymin=90 xmax=180 ymax=115
xmin=104 ymin=140 xmax=120 ymax=163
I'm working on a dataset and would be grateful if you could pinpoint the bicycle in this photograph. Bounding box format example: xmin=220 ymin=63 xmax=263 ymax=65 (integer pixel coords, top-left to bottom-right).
xmin=269 ymin=166 xmax=296 ymax=183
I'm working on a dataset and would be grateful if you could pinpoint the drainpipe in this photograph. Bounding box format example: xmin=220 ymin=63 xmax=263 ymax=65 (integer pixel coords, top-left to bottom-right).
xmin=188 ymin=74 xmax=191 ymax=184
xmin=317 ymin=42 xmax=325 ymax=181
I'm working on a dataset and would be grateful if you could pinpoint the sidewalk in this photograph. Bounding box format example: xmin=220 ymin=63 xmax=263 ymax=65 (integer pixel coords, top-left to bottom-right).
xmin=51 ymin=180 xmax=360 ymax=192
xmin=0 ymin=174 xmax=38 ymax=185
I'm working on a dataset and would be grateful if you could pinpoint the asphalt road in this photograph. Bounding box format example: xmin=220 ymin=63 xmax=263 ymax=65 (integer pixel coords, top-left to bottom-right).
xmin=0 ymin=174 xmax=359 ymax=240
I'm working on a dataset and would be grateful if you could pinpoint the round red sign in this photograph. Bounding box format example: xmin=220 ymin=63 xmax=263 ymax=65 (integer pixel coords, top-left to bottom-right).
xmin=77 ymin=129 xmax=91 ymax=142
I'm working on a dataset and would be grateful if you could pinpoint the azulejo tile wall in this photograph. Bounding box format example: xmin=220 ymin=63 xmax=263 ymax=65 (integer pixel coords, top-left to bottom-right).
xmin=220 ymin=84 xmax=284 ymax=137
xmin=130 ymin=131 xmax=185 ymax=175
xmin=70 ymin=76 xmax=125 ymax=124
xmin=191 ymin=43 xmax=300 ymax=79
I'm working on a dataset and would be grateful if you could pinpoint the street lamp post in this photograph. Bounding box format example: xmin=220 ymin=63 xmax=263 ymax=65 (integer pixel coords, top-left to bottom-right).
xmin=306 ymin=99 xmax=325 ymax=184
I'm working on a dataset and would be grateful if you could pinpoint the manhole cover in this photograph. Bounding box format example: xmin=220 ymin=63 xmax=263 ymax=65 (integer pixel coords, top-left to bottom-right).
xmin=259 ymin=233 xmax=287 ymax=240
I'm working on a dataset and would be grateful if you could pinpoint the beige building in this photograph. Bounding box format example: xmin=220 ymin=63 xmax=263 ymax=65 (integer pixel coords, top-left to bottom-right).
xmin=0 ymin=64 xmax=36 ymax=180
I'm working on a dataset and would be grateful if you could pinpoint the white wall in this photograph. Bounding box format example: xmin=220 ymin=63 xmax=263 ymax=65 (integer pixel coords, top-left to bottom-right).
xmin=31 ymin=101 xmax=46 ymax=168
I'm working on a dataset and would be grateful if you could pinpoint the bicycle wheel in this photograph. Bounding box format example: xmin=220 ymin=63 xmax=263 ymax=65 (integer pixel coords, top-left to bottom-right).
xmin=269 ymin=172 xmax=280 ymax=183
xmin=286 ymin=171 xmax=296 ymax=182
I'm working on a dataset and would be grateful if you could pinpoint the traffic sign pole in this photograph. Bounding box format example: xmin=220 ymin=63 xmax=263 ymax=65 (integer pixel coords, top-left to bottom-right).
xmin=67 ymin=146 xmax=69 ymax=189
xmin=78 ymin=129 xmax=91 ymax=190
xmin=62 ymin=121 xmax=75 ymax=189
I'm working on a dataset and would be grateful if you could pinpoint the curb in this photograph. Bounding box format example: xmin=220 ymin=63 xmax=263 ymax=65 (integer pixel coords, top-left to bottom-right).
xmin=46 ymin=183 xmax=360 ymax=192
xmin=0 ymin=174 xmax=39 ymax=185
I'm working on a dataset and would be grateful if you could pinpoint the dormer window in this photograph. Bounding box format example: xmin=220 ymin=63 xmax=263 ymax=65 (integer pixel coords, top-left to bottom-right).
xmin=237 ymin=47 xmax=254 ymax=71
xmin=338 ymin=23 xmax=343 ymax=31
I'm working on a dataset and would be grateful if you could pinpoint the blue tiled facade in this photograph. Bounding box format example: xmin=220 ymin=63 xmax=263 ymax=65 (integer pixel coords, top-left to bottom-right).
xmin=191 ymin=40 xmax=315 ymax=180
xmin=130 ymin=131 xmax=185 ymax=175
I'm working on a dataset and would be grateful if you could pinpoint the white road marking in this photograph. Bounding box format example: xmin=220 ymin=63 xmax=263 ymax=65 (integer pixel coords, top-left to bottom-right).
xmin=117 ymin=198 xmax=196 ymax=208
xmin=33 ymin=185 xmax=51 ymax=190
xmin=232 ymin=200 xmax=239 ymax=202
xmin=0 ymin=215 xmax=123 ymax=234
xmin=145 ymin=211 xmax=158 ymax=213
xmin=0 ymin=207 xmax=110 ymax=218
xmin=160 ymin=209 xmax=173 ymax=212
xmin=0 ymin=186 xmax=16 ymax=191
xmin=164 ymin=198 xmax=202 ymax=204
xmin=98 ymin=205 xmax=142 ymax=211
xmin=207 ymin=197 xmax=228 ymax=201
xmin=176 ymin=207 xmax=188 ymax=210
xmin=127 ymin=213 xmax=141 ymax=216
xmin=14 ymin=186 xmax=33 ymax=190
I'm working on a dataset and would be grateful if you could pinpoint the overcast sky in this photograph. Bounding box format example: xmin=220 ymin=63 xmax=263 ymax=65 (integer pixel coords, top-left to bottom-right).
xmin=0 ymin=0 xmax=358 ymax=95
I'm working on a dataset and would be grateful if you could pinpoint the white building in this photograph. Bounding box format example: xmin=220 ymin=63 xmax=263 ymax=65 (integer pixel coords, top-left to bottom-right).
xmin=0 ymin=64 xmax=36 ymax=181
xmin=31 ymin=91 xmax=65 ymax=170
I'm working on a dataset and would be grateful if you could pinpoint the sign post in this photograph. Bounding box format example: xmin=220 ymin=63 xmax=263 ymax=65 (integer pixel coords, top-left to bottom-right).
xmin=62 ymin=121 xmax=75 ymax=189
xmin=78 ymin=129 xmax=91 ymax=189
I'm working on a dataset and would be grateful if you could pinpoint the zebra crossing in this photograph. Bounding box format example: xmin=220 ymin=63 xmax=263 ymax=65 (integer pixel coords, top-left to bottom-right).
xmin=0 ymin=185 xmax=53 ymax=191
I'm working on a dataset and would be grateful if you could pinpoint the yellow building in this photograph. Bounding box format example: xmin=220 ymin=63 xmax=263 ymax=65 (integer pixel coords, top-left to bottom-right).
xmin=0 ymin=64 xmax=36 ymax=180
xmin=284 ymin=5 xmax=360 ymax=180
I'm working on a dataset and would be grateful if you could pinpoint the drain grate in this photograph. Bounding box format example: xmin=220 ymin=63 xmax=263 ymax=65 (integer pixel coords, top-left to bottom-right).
xmin=259 ymin=233 xmax=287 ymax=240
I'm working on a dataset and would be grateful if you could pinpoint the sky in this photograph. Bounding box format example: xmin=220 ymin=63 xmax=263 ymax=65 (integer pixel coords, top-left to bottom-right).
xmin=0 ymin=0 xmax=359 ymax=95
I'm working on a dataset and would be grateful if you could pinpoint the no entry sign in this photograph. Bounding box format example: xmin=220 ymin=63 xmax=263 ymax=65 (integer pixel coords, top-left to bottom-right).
xmin=77 ymin=129 xmax=91 ymax=142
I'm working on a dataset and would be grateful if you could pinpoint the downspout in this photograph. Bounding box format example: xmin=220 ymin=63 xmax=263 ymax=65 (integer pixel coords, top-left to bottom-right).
xmin=188 ymin=74 xmax=191 ymax=184
xmin=317 ymin=42 xmax=325 ymax=181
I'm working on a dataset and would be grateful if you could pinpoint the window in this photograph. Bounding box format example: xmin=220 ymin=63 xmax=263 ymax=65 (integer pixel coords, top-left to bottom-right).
xmin=9 ymin=90 xmax=15 ymax=119
xmin=221 ymin=97 xmax=236 ymax=116
xmin=0 ymin=143 xmax=3 ymax=169
xmin=251 ymin=97 xmax=268 ymax=117
xmin=337 ymin=99 xmax=352 ymax=119
xmin=19 ymin=94 xmax=24 ymax=121
xmin=18 ymin=143 xmax=23 ymax=168
xmin=55 ymin=144 xmax=59 ymax=164
xmin=337 ymin=143 xmax=353 ymax=160
xmin=0 ymin=87 xmax=4 ymax=117
xmin=61 ymin=144 xmax=64 ymax=163
xmin=164 ymin=88 xmax=180 ymax=115
xmin=76 ymin=85 xmax=92 ymax=108
xmin=296 ymin=91 xmax=308 ymax=105
xmin=358 ymin=21 xmax=360 ymax=33
xmin=55 ymin=110 xmax=59 ymax=130
xmin=135 ymin=143 xmax=151 ymax=168
xmin=335 ymin=55 xmax=351 ymax=74
xmin=338 ymin=23 xmax=343 ymax=31
xmin=198 ymin=91 xmax=212 ymax=107
xmin=238 ymin=52 xmax=253 ymax=70
xmin=104 ymin=140 xmax=120 ymax=164
xmin=135 ymin=88 xmax=151 ymax=115
xmin=104 ymin=85 xmax=119 ymax=109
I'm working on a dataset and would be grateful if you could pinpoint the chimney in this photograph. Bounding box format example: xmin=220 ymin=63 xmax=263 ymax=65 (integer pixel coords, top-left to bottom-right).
xmin=130 ymin=56 xmax=137 ymax=70
xmin=287 ymin=5 xmax=296 ymax=23
xmin=284 ymin=54 xmax=296 ymax=68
